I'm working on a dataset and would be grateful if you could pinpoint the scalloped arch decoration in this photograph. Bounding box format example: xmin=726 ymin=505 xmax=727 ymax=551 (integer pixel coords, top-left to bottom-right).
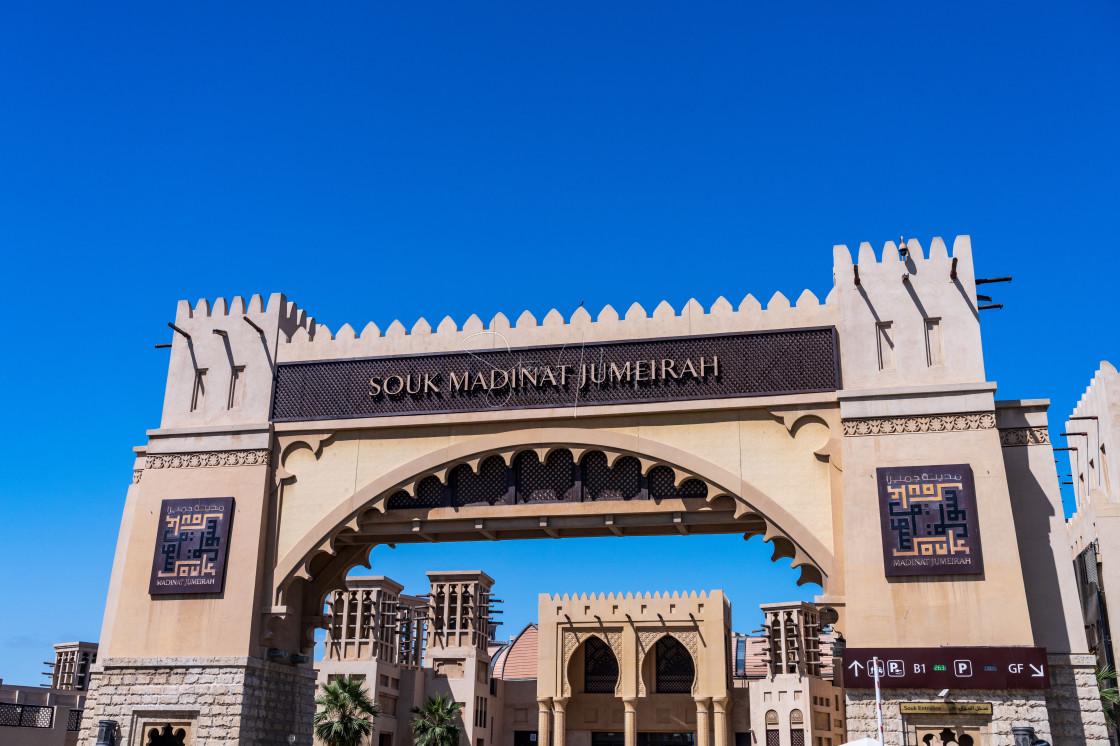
xmin=274 ymin=427 xmax=836 ymax=616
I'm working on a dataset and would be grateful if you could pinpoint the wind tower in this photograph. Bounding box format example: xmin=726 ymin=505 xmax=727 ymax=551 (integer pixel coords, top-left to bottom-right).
xmin=423 ymin=571 xmax=500 ymax=746
xmin=761 ymin=601 xmax=822 ymax=677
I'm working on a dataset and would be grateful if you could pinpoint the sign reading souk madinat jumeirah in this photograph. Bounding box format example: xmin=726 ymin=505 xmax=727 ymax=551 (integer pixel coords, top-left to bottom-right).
xmin=271 ymin=327 xmax=839 ymax=421
xmin=149 ymin=497 xmax=235 ymax=595
xmin=877 ymin=464 xmax=983 ymax=577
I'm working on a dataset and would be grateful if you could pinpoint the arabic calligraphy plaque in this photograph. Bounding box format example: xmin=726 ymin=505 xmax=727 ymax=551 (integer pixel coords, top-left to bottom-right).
xmin=877 ymin=464 xmax=983 ymax=577
xmin=148 ymin=497 xmax=234 ymax=595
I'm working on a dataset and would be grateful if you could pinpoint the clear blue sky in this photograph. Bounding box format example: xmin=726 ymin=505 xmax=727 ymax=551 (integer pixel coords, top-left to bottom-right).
xmin=1 ymin=1 xmax=1118 ymax=685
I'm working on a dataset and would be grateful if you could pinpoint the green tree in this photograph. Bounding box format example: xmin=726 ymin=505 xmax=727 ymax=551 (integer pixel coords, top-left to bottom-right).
xmin=410 ymin=694 xmax=464 ymax=746
xmin=314 ymin=675 xmax=382 ymax=746
xmin=1098 ymin=665 xmax=1120 ymax=730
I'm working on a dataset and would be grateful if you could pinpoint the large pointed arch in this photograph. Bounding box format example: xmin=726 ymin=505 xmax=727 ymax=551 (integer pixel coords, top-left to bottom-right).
xmin=271 ymin=427 xmax=836 ymax=649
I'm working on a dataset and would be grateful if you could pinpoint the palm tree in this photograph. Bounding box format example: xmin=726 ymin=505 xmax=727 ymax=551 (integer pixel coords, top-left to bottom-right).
xmin=1098 ymin=665 xmax=1120 ymax=731
xmin=411 ymin=694 xmax=464 ymax=746
xmin=314 ymin=674 xmax=382 ymax=746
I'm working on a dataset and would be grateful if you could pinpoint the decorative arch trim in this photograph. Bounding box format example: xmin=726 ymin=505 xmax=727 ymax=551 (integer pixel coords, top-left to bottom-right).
xmin=636 ymin=629 xmax=701 ymax=696
xmin=562 ymin=629 xmax=624 ymax=697
xmin=274 ymin=427 xmax=835 ymax=602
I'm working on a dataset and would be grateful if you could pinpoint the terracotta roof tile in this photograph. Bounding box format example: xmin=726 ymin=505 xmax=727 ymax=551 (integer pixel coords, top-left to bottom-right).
xmin=497 ymin=624 xmax=538 ymax=680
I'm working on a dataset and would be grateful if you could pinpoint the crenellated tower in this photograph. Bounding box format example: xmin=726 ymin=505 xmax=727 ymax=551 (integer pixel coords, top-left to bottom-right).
xmin=832 ymin=236 xmax=984 ymax=392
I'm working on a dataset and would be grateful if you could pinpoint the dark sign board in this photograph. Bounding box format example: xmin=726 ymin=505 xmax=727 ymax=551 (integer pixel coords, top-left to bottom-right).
xmin=271 ymin=328 xmax=839 ymax=421
xmin=877 ymin=464 xmax=983 ymax=577
xmin=841 ymin=647 xmax=1049 ymax=690
xmin=149 ymin=497 xmax=234 ymax=595
xmin=899 ymin=703 xmax=993 ymax=715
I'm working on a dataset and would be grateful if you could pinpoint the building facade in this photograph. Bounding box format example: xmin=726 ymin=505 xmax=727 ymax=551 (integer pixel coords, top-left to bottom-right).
xmin=0 ymin=641 xmax=96 ymax=746
xmin=79 ymin=236 xmax=1106 ymax=745
xmin=1065 ymin=362 xmax=1120 ymax=733
xmin=315 ymin=575 xmax=843 ymax=746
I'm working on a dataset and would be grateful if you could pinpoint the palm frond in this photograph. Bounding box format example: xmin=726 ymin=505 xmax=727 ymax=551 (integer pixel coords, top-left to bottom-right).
xmin=314 ymin=674 xmax=381 ymax=746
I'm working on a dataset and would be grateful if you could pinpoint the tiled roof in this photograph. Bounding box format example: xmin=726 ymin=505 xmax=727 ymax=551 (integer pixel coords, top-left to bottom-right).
xmin=495 ymin=623 xmax=538 ymax=680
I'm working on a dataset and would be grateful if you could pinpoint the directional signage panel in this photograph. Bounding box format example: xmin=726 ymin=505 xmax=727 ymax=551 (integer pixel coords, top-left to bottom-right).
xmin=841 ymin=647 xmax=1049 ymax=690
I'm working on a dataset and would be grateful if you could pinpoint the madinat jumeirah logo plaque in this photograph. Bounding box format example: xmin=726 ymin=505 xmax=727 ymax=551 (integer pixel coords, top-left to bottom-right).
xmin=148 ymin=497 xmax=234 ymax=595
xmin=876 ymin=465 xmax=983 ymax=577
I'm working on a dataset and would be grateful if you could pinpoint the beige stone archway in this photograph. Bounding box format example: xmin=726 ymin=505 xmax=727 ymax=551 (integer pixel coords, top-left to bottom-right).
xmin=81 ymin=240 xmax=1110 ymax=745
xmin=267 ymin=424 xmax=839 ymax=652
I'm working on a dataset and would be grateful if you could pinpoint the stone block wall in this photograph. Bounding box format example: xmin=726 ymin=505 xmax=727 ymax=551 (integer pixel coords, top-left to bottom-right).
xmin=845 ymin=688 xmax=1051 ymax=745
xmin=76 ymin=656 xmax=316 ymax=746
xmin=845 ymin=656 xmax=1110 ymax=746
xmin=1045 ymin=654 xmax=1109 ymax=743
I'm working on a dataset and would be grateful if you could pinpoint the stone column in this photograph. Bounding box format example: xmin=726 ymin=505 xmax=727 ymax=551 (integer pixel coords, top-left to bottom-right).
xmin=553 ymin=697 xmax=568 ymax=746
xmin=694 ymin=697 xmax=711 ymax=746
xmin=623 ymin=697 xmax=638 ymax=746
xmin=712 ymin=697 xmax=729 ymax=746
xmin=538 ymin=698 xmax=553 ymax=746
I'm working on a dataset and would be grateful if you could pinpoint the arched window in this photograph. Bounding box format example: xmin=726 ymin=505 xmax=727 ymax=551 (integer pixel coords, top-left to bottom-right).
xmin=654 ymin=637 xmax=695 ymax=693
xmin=583 ymin=637 xmax=619 ymax=693
xmin=764 ymin=711 xmax=779 ymax=746
xmin=789 ymin=709 xmax=804 ymax=746
xmin=147 ymin=726 xmax=187 ymax=746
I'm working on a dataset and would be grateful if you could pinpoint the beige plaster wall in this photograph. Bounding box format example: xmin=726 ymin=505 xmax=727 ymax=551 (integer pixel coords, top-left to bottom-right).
xmin=537 ymin=591 xmax=730 ymax=701
xmin=838 ymin=426 xmax=1034 ymax=647
xmin=833 ymin=237 xmax=984 ymax=391
xmin=749 ymin=674 xmax=845 ymax=746
xmin=996 ymin=400 xmax=1089 ymax=656
xmin=496 ymin=678 xmax=539 ymax=746
xmin=1065 ymin=361 xmax=1120 ymax=676
xmin=0 ymin=684 xmax=85 ymax=746
xmin=99 ymin=463 xmax=273 ymax=659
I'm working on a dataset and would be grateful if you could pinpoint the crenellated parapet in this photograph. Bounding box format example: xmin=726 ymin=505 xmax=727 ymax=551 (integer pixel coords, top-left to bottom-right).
xmin=159 ymin=293 xmax=313 ymax=431
xmin=173 ymin=293 xmax=311 ymax=333
xmin=276 ymin=291 xmax=837 ymax=362
xmin=154 ymin=234 xmax=993 ymax=439
xmin=1065 ymin=361 xmax=1120 ymax=511
xmin=832 ymin=235 xmax=986 ymax=394
xmin=543 ymin=590 xmax=712 ymax=602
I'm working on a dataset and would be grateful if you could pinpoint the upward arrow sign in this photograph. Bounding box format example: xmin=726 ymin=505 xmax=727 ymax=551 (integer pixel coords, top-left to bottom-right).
xmin=848 ymin=660 xmax=864 ymax=675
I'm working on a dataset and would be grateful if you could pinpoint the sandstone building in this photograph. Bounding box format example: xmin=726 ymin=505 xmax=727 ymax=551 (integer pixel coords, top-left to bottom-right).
xmin=1065 ymin=363 xmax=1120 ymax=704
xmin=314 ymin=574 xmax=845 ymax=746
xmin=1 ymin=641 xmax=96 ymax=746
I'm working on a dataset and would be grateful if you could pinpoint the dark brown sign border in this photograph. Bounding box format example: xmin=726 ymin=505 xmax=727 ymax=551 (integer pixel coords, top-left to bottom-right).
xmin=877 ymin=464 xmax=984 ymax=578
xmin=149 ymin=497 xmax=235 ymax=596
xmin=270 ymin=326 xmax=840 ymax=422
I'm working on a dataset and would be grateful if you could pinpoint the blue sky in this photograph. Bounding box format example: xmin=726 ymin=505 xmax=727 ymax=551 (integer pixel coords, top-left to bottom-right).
xmin=1 ymin=1 xmax=1118 ymax=684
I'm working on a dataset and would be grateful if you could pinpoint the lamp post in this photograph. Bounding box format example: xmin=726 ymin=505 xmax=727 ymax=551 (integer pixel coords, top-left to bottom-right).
xmin=95 ymin=719 xmax=118 ymax=746
xmin=872 ymin=657 xmax=884 ymax=744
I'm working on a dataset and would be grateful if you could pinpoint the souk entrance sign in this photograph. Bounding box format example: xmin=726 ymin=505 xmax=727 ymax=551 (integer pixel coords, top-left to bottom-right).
xmin=271 ymin=328 xmax=838 ymax=421
xmin=841 ymin=647 xmax=1050 ymax=690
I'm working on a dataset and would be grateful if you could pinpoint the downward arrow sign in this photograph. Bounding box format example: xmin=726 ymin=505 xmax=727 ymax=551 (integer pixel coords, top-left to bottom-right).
xmin=1029 ymin=664 xmax=1045 ymax=677
xmin=848 ymin=661 xmax=864 ymax=675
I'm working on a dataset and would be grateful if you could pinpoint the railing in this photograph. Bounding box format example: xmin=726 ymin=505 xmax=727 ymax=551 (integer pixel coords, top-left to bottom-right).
xmin=0 ymin=702 xmax=54 ymax=728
